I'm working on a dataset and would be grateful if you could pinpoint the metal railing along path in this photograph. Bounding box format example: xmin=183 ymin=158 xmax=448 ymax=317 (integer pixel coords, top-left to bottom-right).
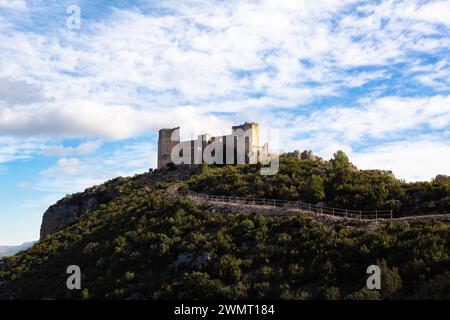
xmin=179 ymin=190 xmax=394 ymax=221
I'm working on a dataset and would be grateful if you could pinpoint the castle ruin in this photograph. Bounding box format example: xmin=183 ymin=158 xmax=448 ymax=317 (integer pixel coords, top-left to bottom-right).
xmin=157 ymin=122 xmax=270 ymax=169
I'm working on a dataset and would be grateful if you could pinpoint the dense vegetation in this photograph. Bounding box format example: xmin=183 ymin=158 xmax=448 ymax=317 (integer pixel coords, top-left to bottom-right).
xmin=1 ymin=152 xmax=449 ymax=299
xmin=187 ymin=152 xmax=450 ymax=215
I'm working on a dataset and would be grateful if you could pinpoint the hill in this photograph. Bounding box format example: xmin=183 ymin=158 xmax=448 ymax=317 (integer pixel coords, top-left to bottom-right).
xmin=0 ymin=242 xmax=36 ymax=258
xmin=1 ymin=152 xmax=449 ymax=300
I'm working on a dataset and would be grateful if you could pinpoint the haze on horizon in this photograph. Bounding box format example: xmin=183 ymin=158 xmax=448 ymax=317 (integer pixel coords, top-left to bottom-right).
xmin=0 ymin=0 xmax=449 ymax=245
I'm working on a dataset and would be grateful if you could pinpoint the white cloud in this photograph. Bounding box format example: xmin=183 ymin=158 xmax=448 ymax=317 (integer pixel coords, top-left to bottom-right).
xmin=0 ymin=0 xmax=449 ymax=182
xmin=45 ymin=140 xmax=102 ymax=156
xmin=42 ymin=158 xmax=82 ymax=176
xmin=345 ymin=70 xmax=389 ymax=88
xmin=17 ymin=181 xmax=32 ymax=189
xmin=414 ymin=0 xmax=450 ymax=27
xmin=0 ymin=136 xmax=45 ymax=164
xmin=0 ymin=77 xmax=44 ymax=106
xmin=293 ymin=95 xmax=450 ymax=142
xmin=0 ymin=0 xmax=448 ymax=142
xmin=0 ymin=0 xmax=27 ymax=11
xmin=408 ymin=59 xmax=450 ymax=90
xmin=0 ymin=101 xmax=233 ymax=139
xmin=36 ymin=141 xmax=157 ymax=194
xmin=352 ymin=139 xmax=450 ymax=182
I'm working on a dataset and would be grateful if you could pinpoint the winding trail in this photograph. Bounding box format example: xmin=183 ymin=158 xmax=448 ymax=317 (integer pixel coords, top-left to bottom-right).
xmin=173 ymin=188 xmax=450 ymax=224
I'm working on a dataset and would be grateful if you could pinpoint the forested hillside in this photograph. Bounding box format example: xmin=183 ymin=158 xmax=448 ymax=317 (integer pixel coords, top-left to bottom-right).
xmin=188 ymin=152 xmax=450 ymax=215
xmin=1 ymin=152 xmax=449 ymax=300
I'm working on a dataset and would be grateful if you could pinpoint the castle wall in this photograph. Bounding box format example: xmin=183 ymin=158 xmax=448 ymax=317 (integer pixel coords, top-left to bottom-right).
xmin=157 ymin=123 xmax=269 ymax=169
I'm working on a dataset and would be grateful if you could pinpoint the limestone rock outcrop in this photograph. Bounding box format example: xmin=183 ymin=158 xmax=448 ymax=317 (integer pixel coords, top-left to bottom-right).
xmin=435 ymin=175 xmax=450 ymax=182
xmin=40 ymin=194 xmax=100 ymax=239
xmin=39 ymin=167 xmax=199 ymax=240
xmin=300 ymin=150 xmax=319 ymax=161
xmin=285 ymin=149 xmax=323 ymax=162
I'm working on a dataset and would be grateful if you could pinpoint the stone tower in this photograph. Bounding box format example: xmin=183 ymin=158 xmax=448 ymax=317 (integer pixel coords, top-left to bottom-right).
xmin=156 ymin=122 xmax=269 ymax=169
xmin=157 ymin=127 xmax=180 ymax=169
xmin=231 ymin=122 xmax=260 ymax=163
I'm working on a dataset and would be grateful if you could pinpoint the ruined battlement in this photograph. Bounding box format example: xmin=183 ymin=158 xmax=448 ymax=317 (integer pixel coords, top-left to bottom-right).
xmin=157 ymin=123 xmax=270 ymax=169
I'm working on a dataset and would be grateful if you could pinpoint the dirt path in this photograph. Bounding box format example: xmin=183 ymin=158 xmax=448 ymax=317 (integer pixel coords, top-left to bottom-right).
xmin=174 ymin=189 xmax=450 ymax=225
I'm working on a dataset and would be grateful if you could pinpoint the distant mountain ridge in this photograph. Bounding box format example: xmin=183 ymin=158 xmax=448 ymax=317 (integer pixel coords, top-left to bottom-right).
xmin=0 ymin=241 xmax=36 ymax=258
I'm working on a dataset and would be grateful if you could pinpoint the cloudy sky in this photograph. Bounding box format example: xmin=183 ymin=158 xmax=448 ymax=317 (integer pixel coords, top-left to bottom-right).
xmin=0 ymin=0 xmax=449 ymax=244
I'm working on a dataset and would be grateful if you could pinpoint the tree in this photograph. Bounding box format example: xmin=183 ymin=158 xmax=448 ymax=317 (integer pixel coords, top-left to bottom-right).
xmin=305 ymin=175 xmax=325 ymax=203
xmin=378 ymin=260 xmax=402 ymax=299
xmin=81 ymin=288 xmax=90 ymax=300
xmin=331 ymin=150 xmax=350 ymax=169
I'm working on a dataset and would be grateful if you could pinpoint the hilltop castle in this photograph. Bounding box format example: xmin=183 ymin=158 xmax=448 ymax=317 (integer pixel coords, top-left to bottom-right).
xmin=157 ymin=122 xmax=270 ymax=169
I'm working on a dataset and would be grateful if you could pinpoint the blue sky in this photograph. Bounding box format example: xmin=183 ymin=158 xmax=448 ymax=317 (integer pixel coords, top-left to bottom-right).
xmin=0 ymin=0 xmax=449 ymax=244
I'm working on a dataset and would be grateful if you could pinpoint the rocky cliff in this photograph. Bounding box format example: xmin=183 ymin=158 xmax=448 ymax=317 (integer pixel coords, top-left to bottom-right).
xmin=40 ymin=193 xmax=102 ymax=239
xmin=38 ymin=174 xmax=150 ymax=239
xmin=39 ymin=167 xmax=198 ymax=240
